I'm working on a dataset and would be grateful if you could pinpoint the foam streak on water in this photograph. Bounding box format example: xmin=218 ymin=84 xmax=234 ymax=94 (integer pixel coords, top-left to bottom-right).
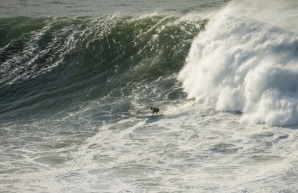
xmin=3 ymin=102 xmax=298 ymax=192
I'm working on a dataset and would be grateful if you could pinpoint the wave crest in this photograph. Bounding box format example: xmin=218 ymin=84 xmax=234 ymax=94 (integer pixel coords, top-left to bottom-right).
xmin=178 ymin=13 xmax=298 ymax=126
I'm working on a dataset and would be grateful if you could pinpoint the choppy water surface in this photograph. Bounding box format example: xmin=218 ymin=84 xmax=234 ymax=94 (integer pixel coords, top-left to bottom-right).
xmin=2 ymin=0 xmax=298 ymax=192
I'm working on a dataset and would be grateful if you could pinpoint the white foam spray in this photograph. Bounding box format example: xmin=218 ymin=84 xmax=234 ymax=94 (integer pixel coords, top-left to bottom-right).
xmin=178 ymin=0 xmax=298 ymax=126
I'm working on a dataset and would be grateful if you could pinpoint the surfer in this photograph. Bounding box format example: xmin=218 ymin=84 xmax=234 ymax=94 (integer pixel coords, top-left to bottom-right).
xmin=151 ymin=107 xmax=159 ymax=115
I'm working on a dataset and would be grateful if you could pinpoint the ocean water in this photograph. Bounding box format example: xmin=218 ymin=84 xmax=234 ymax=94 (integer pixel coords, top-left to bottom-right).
xmin=1 ymin=0 xmax=298 ymax=192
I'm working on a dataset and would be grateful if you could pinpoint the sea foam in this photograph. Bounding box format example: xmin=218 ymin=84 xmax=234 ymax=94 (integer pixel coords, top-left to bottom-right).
xmin=178 ymin=2 xmax=298 ymax=126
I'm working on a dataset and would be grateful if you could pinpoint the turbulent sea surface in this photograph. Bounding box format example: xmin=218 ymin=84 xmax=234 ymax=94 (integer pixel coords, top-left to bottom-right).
xmin=2 ymin=0 xmax=298 ymax=192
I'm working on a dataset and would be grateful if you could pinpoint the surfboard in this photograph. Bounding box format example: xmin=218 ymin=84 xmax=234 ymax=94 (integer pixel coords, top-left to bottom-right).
xmin=145 ymin=114 xmax=164 ymax=123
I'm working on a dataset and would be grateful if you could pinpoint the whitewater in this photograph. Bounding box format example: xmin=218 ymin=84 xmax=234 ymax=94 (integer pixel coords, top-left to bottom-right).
xmin=1 ymin=0 xmax=298 ymax=192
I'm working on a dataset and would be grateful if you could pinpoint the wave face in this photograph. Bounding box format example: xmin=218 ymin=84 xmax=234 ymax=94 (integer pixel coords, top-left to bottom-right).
xmin=0 ymin=15 xmax=206 ymax=121
xmin=2 ymin=7 xmax=298 ymax=127
xmin=178 ymin=5 xmax=298 ymax=126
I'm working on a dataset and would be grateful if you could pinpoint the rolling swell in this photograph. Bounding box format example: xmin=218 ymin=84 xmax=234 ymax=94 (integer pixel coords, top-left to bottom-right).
xmin=0 ymin=15 xmax=206 ymax=121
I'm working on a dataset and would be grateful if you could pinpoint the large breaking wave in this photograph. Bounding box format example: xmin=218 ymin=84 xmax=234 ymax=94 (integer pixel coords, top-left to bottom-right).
xmin=178 ymin=1 xmax=298 ymax=126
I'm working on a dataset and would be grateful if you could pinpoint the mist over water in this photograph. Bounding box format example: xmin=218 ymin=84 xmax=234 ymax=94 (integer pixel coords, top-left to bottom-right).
xmin=224 ymin=0 xmax=298 ymax=33
xmin=2 ymin=0 xmax=298 ymax=192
